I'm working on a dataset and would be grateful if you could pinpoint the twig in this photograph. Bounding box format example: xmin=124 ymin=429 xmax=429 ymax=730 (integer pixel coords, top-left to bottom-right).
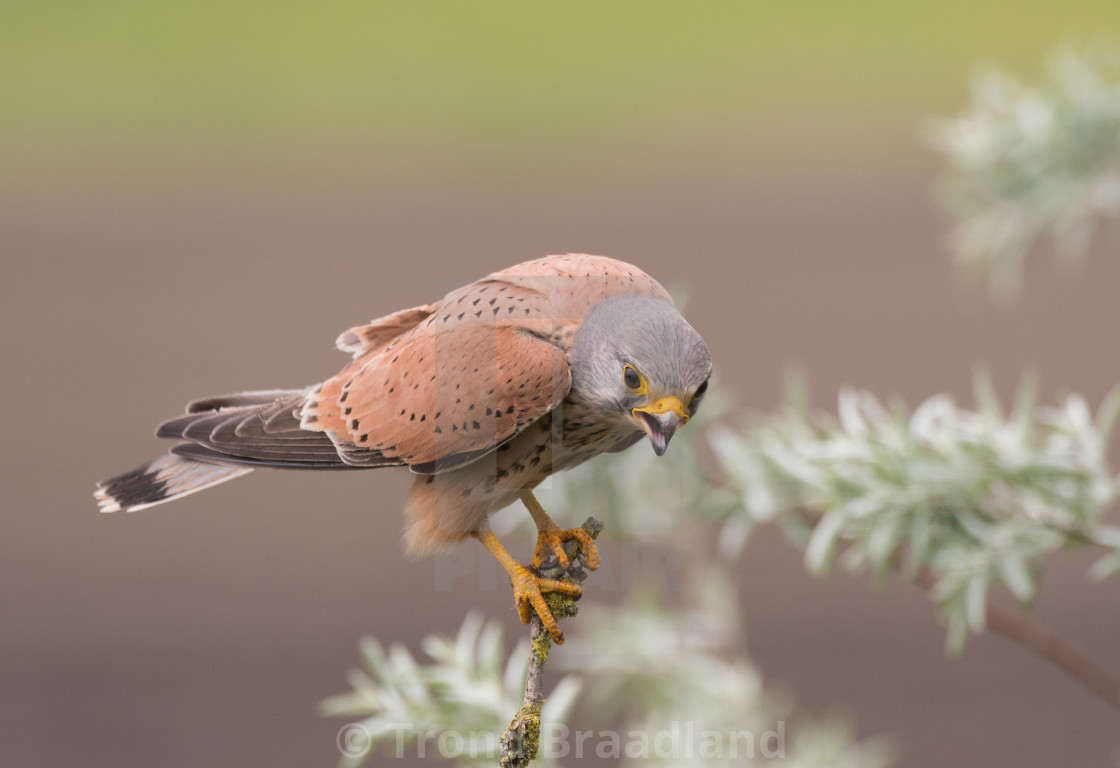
xmin=912 ymin=569 xmax=1120 ymax=715
xmin=987 ymin=602 xmax=1120 ymax=713
xmin=500 ymin=517 xmax=604 ymax=768
xmin=792 ymin=506 xmax=1120 ymax=715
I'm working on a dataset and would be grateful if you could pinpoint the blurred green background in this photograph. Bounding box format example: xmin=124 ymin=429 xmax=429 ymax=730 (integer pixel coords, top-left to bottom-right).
xmin=5 ymin=1 xmax=1118 ymax=177
xmin=4 ymin=4 xmax=1120 ymax=768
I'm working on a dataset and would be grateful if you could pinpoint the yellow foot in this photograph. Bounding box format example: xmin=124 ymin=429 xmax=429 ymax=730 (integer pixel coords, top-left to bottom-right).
xmin=508 ymin=562 xmax=583 ymax=643
xmin=533 ymin=526 xmax=602 ymax=571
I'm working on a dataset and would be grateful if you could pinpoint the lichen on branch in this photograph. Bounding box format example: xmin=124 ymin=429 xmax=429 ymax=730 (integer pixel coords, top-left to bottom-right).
xmin=500 ymin=517 xmax=603 ymax=768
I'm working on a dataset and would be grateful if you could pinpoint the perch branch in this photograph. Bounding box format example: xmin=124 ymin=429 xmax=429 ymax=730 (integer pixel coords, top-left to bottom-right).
xmin=500 ymin=517 xmax=604 ymax=768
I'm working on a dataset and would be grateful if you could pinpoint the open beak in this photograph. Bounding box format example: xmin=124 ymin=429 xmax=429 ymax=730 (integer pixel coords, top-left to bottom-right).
xmin=632 ymin=396 xmax=689 ymax=457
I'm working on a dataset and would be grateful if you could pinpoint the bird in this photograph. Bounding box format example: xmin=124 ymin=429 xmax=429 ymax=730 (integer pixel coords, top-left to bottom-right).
xmin=95 ymin=254 xmax=712 ymax=642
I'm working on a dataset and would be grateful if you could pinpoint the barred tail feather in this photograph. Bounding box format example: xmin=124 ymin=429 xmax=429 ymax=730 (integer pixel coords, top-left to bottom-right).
xmin=94 ymin=454 xmax=252 ymax=513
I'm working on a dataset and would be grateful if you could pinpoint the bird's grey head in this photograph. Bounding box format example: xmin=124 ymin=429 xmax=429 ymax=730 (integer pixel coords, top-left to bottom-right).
xmin=570 ymin=294 xmax=712 ymax=456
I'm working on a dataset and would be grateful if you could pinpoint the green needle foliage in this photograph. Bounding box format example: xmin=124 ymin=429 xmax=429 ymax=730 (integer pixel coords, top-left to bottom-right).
xmin=712 ymin=374 xmax=1120 ymax=652
xmin=556 ymin=587 xmax=893 ymax=768
xmin=928 ymin=44 xmax=1120 ymax=296
xmin=325 ymin=533 xmax=893 ymax=768
xmin=320 ymin=612 xmax=580 ymax=767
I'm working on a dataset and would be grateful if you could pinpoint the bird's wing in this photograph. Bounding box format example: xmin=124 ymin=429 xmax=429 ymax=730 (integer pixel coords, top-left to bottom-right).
xmin=335 ymin=303 xmax=437 ymax=358
xmin=156 ymin=390 xmax=401 ymax=469
xmin=303 ymin=279 xmax=573 ymax=473
xmin=148 ymin=302 xmax=441 ymax=470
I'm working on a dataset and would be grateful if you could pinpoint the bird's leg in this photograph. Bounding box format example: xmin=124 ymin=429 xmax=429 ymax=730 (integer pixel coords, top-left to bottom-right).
xmin=520 ymin=489 xmax=602 ymax=571
xmin=474 ymin=529 xmax=582 ymax=643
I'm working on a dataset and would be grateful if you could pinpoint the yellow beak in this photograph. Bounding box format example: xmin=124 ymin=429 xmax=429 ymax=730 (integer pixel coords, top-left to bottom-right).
xmin=632 ymin=396 xmax=689 ymax=456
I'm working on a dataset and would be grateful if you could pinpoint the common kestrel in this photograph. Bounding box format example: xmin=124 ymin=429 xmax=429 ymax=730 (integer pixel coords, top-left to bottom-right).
xmin=95 ymin=254 xmax=712 ymax=641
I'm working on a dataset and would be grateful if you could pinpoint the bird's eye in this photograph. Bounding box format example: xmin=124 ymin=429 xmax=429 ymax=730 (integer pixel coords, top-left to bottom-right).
xmin=623 ymin=364 xmax=646 ymax=393
xmin=687 ymin=378 xmax=711 ymax=419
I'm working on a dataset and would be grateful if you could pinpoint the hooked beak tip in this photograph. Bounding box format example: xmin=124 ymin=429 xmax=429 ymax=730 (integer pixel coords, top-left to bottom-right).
xmin=634 ymin=410 xmax=680 ymax=457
